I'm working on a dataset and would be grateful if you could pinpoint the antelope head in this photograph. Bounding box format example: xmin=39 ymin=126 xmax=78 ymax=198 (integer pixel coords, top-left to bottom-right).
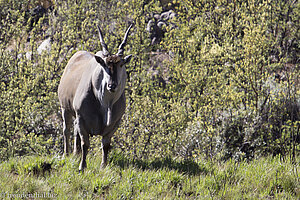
xmin=94 ymin=24 xmax=133 ymax=93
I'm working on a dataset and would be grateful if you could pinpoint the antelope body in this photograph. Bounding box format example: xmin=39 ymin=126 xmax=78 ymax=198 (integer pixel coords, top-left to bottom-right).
xmin=58 ymin=25 xmax=133 ymax=171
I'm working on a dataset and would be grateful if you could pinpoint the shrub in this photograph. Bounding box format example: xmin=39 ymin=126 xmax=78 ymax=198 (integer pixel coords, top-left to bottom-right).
xmin=0 ymin=0 xmax=299 ymax=162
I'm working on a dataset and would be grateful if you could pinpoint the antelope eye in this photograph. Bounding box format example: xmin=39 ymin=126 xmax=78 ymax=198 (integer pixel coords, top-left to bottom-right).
xmin=114 ymin=57 xmax=121 ymax=63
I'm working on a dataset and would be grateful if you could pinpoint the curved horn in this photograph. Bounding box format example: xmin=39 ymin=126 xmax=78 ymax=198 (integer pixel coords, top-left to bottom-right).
xmin=97 ymin=25 xmax=110 ymax=56
xmin=117 ymin=24 xmax=133 ymax=56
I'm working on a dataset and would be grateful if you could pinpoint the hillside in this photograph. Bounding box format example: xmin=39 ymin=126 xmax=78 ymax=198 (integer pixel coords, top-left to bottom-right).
xmin=0 ymin=0 xmax=299 ymax=199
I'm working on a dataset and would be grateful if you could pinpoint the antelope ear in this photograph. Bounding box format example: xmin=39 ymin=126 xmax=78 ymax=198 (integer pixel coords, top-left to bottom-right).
xmin=123 ymin=54 xmax=132 ymax=64
xmin=95 ymin=55 xmax=106 ymax=66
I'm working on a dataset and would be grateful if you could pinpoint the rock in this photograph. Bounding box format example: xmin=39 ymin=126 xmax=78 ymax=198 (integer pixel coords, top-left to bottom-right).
xmin=154 ymin=14 xmax=161 ymax=20
xmin=26 ymin=52 xmax=32 ymax=60
xmin=37 ymin=38 xmax=51 ymax=54
xmin=157 ymin=21 xmax=166 ymax=29
xmin=146 ymin=10 xmax=177 ymax=46
xmin=146 ymin=20 xmax=155 ymax=32
xmin=147 ymin=20 xmax=164 ymax=45
xmin=160 ymin=10 xmax=176 ymax=21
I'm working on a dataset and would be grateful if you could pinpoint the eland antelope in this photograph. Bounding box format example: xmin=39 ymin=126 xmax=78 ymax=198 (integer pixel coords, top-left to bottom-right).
xmin=58 ymin=24 xmax=133 ymax=171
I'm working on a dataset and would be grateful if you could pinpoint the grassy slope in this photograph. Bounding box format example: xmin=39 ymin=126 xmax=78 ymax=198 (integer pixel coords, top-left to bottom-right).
xmin=0 ymin=152 xmax=299 ymax=199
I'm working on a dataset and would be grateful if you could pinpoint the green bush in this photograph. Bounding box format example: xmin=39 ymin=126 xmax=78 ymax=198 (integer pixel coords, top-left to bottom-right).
xmin=0 ymin=0 xmax=299 ymax=162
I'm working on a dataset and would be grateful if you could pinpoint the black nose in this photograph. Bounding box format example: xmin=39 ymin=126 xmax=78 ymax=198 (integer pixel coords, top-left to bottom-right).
xmin=108 ymin=84 xmax=116 ymax=91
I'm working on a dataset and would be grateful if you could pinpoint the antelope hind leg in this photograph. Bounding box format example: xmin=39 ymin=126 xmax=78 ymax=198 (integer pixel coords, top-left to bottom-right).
xmin=76 ymin=116 xmax=90 ymax=171
xmin=73 ymin=118 xmax=81 ymax=156
xmin=62 ymin=109 xmax=72 ymax=156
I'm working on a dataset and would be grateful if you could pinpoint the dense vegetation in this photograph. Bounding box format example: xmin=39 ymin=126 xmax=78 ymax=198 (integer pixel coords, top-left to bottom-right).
xmin=0 ymin=0 xmax=299 ymax=198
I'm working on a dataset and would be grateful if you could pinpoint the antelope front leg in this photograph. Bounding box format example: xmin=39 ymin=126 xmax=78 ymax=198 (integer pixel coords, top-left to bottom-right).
xmin=79 ymin=132 xmax=89 ymax=171
xmin=101 ymin=136 xmax=111 ymax=168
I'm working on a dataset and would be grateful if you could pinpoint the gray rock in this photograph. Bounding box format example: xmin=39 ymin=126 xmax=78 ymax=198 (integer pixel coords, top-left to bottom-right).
xmin=26 ymin=51 xmax=32 ymax=60
xmin=37 ymin=38 xmax=51 ymax=54
xmin=157 ymin=21 xmax=166 ymax=29
xmin=146 ymin=20 xmax=155 ymax=32
xmin=146 ymin=10 xmax=177 ymax=46
xmin=160 ymin=10 xmax=176 ymax=21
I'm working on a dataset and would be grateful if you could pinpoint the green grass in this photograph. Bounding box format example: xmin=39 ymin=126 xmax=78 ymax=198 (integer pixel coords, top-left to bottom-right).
xmin=0 ymin=151 xmax=299 ymax=199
